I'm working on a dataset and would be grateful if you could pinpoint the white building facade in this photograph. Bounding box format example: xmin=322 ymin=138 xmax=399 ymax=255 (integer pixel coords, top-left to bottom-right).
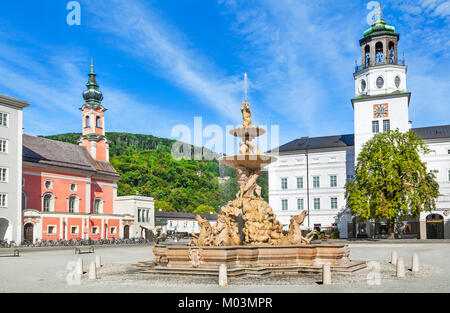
xmin=115 ymin=195 xmax=155 ymax=239
xmin=155 ymin=211 xmax=217 ymax=235
xmin=0 ymin=95 xmax=30 ymax=244
xmin=268 ymin=14 xmax=450 ymax=239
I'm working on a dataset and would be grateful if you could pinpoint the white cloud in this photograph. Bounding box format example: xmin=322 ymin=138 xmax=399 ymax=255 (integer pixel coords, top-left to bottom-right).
xmin=419 ymin=0 xmax=450 ymax=17
xmin=218 ymin=0 xmax=361 ymax=136
xmin=85 ymin=0 xmax=243 ymax=124
xmin=0 ymin=37 xmax=169 ymax=136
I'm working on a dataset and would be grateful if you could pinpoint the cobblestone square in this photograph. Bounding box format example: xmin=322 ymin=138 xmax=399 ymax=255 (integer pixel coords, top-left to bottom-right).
xmin=1 ymin=241 xmax=449 ymax=293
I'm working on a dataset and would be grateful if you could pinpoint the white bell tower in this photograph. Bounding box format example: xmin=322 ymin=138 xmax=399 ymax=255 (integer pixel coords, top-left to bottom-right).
xmin=352 ymin=7 xmax=411 ymax=159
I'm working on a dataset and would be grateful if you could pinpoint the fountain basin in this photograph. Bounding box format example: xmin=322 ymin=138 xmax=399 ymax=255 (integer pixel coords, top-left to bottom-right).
xmin=229 ymin=126 xmax=266 ymax=139
xmin=219 ymin=154 xmax=277 ymax=170
xmin=140 ymin=244 xmax=366 ymax=276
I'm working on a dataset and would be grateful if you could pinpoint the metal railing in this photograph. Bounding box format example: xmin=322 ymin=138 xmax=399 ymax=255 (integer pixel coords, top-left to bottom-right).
xmin=355 ymin=57 xmax=406 ymax=73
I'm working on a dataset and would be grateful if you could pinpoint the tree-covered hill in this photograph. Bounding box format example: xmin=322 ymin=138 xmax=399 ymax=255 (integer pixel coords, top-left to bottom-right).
xmin=43 ymin=132 xmax=268 ymax=212
xmin=45 ymin=132 xmax=177 ymax=156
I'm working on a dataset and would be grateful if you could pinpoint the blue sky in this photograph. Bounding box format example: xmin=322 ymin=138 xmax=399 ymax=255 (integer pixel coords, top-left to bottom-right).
xmin=0 ymin=0 xmax=448 ymax=152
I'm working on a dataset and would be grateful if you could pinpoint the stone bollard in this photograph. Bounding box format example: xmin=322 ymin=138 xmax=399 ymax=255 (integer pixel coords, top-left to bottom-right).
xmin=219 ymin=264 xmax=228 ymax=287
xmin=88 ymin=261 xmax=97 ymax=280
xmin=95 ymin=255 xmax=102 ymax=268
xmin=322 ymin=263 xmax=331 ymax=285
xmin=411 ymin=253 xmax=419 ymax=272
xmin=75 ymin=257 xmax=83 ymax=275
xmin=391 ymin=250 xmax=398 ymax=265
xmin=396 ymin=257 xmax=405 ymax=278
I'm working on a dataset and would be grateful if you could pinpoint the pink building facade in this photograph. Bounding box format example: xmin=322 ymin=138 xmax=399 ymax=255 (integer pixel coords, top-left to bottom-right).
xmin=21 ymin=67 xmax=124 ymax=242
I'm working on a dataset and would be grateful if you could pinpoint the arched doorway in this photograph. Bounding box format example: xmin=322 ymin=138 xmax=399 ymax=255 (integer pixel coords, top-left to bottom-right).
xmin=123 ymin=225 xmax=130 ymax=239
xmin=350 ymin=216 xmax=369 ymax=238
xmin=426 ymin=214 xmax=444 ymax=239
xmin=0 ymin=218 xmax=9 ymax=240
xmin=24 ymin=223 xmax=34 ymax=243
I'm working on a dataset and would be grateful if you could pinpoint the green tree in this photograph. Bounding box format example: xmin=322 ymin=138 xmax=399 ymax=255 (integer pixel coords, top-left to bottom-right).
xmin=193 ymin=204 xmax=217 ymax=214
xmin=345 ymin=130 xmax=439 ymax=239
xmin=155 ymin=200 xmax=176 ymax=212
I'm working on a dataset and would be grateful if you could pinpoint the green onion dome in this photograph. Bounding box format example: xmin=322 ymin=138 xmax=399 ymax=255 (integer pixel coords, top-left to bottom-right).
xmin=82 ymin=72 xmax=103 ymax=104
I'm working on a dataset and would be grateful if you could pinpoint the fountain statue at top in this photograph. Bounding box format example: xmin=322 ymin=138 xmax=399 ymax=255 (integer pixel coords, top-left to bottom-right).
xmin=189 ymin=89 xmax=317 ymax=246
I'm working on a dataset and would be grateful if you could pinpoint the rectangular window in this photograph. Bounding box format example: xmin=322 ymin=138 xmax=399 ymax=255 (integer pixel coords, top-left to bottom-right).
xmin=92 ymin=226 xmax=99 ymax=235
xmin=0 ymin=193 xmax=7 ymax=207
xmin=330 ymin=175 xmax=337 ymax=187
xmin=281 ymin=178 xmax=288 ymax=190
xmin=137 ymin=209 xmax=141 ymax=222
xmin=71 ymin=226 xmax=79 ymax=234
xmin=0 ymin=112 xmax=8 ymax=127
xmin=0 ymin=168 xmax=7 ymax=182
xmin=281 ymin=199 xmax=288 ymax=211
xmin=313 ymin=176 xmax=320 ymax=188
xmin=372 ymin=121 xmax=379 ymax=133
xmin=331 ymin=197 xmax=338 ymax=209
xmin=110 ymin=227 xmax=117 ymax=234
xmin=0 ymin=139 xmax=7 ymax=153
xmin=448 ymin=170 xmax=450 ymax=182
xmin=48 ymin=225 xmax=56 ymax=235
xmin=297 ymin=177 xmax=303 ymax=189
xmin=383 ymin=119 xmax=390 ymax=132
xmin=297 ymin=198 xmax=304 ymax=210
xmin=314 ymin=198 xmax=320 ymax=210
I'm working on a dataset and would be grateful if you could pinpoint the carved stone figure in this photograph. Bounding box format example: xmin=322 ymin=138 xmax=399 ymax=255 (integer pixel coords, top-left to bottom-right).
xmin=236 ymin=168 xmax=262 ymax=200
xmin=239 ymin=140 xmax=260 ymax=156
xmin=241 ymin=102 xmax=252 ymax=127
xmin=247 ymin=141 xmax=261 ymax=155
xmin=275 ymin=211 xmax=318 ymax=245
xmin=188 ymin=248 xmax=203 ymax=268
xmin=189 ymin=215 xmax=214 ymax=246
xmin=213 ymin=215 xmax=233 ymax=246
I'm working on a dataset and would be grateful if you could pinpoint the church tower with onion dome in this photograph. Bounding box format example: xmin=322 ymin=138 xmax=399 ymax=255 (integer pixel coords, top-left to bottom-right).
xmin=78 ymin=60 xmax=110 ymax=161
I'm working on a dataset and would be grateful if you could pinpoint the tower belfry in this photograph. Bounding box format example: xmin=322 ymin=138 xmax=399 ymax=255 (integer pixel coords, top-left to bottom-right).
xmin=352 ymin=9 xmax=411 ymax=159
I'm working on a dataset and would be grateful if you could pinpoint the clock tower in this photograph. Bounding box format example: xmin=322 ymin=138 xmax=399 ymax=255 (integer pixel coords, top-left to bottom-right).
xmin=352 ymin=7 xmax=411 ymax=159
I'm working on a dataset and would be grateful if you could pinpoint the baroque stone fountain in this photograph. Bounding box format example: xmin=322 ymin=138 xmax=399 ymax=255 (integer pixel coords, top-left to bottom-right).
xmin=138 ymin=101 xmax=365 ymax=277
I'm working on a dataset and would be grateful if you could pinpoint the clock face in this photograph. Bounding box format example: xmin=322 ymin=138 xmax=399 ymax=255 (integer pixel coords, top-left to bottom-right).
xmin=373 ymin=103 xmax=389 ymax=118
xmin=376 ymin=76 xmax=384 ymax=88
